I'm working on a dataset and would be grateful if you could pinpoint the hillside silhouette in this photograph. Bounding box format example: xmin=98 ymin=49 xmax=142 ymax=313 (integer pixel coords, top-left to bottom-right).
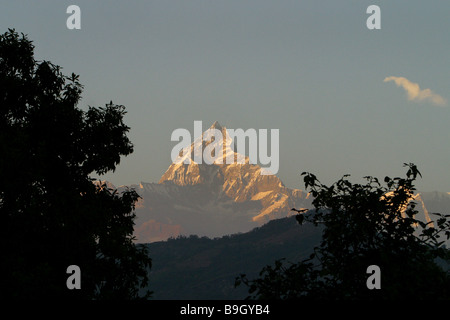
xmin=145 ymin=216 xmax=321 ymax=299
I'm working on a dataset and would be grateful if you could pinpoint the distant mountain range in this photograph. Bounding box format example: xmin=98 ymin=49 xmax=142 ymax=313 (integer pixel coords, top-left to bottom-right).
xmin=106 ymin=122 xmax=450 ymax=243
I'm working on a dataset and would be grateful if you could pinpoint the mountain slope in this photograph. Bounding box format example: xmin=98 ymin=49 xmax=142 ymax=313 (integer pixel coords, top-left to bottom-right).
xmin=145 ymin=216 xmax=322 ymax=299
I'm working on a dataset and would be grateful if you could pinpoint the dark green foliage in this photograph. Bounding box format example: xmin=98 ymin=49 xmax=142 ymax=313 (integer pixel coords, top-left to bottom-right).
xmin=0 ymin=29 xmax=151 ymax=299
xmin=237 ymin=164 xmax=450 ymax=299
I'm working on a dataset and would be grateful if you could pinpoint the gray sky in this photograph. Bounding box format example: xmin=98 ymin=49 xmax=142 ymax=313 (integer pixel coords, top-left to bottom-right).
xmin=2 ymin=1 xmax=449 ymax=192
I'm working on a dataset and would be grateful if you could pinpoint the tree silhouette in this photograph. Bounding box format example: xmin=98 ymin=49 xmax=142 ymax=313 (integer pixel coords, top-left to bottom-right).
xmin=0 ymin=29 xmax=151 ymax=299
xmin=237 ymin=164 xmax=450 ymax=299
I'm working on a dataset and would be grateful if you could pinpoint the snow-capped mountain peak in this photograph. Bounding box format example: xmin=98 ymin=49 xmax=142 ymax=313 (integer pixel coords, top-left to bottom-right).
xmin=170 ymin=121 xmax=248 ymax=167
xmin=131 ymin=122 xmax=312 ymax=242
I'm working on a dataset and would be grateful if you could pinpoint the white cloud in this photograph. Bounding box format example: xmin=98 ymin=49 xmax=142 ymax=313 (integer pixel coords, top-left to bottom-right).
xmin=384 ymin=76 xmax=447 ymax=106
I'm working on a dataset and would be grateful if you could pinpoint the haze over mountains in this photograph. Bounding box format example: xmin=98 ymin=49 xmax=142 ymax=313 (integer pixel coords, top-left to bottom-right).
xmin=106 ymin=122 xmax=450 ymax=243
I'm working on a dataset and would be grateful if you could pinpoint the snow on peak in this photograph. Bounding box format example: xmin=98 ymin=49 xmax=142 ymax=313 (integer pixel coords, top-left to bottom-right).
xmin=158 ymin=121 xmax=291 ymax=221
xmin=170 ymin=121 xmax=248 ymax=167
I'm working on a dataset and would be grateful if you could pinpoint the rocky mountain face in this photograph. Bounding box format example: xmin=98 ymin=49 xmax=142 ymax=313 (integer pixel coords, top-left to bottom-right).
xmin=129 ymin=122 xmax=312 ymax=243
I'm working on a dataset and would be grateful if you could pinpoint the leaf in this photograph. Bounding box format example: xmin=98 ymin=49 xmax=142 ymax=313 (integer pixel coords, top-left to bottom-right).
xmin=437 ymin=217 xmax=447 ymax=227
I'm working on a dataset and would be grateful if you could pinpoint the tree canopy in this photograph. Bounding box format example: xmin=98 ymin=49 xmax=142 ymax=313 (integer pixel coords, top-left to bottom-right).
xmin=0 ymin=29 xmax=151 ymax=299
xmin=237 ymin=163 xmax=450 ymax=299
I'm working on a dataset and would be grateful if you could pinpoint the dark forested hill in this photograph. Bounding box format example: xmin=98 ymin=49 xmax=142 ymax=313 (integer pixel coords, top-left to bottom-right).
xmin=144 ymin=216 xmax=322 ymax=299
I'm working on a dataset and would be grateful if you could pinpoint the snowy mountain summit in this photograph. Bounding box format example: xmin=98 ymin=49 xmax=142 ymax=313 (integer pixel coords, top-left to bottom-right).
xmin=168 ymin=120 xmax=279 ymax=175
xmin=162 ymin=121 xmax=279 ymax=191
xmin=131 ymin=122 xmax=312 ymax=242
xmin=170 ymin=121 xmax=248 ymax=167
